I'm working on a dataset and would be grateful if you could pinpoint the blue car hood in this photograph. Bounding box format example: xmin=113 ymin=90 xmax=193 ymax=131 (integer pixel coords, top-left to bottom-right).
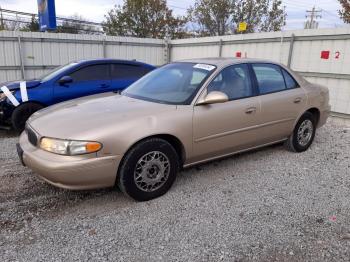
xmin=0 ymin=80 xmax=41 ymax=91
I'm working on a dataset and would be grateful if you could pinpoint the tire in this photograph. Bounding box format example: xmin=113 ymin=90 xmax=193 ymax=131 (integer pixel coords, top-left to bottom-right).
xmin=285 ymin=111 xmax=316 ymax=153
xmin=118 ymin=138 xmax=179 ymax=201
xmin=11 ymin=103 xmax=44 ymax=132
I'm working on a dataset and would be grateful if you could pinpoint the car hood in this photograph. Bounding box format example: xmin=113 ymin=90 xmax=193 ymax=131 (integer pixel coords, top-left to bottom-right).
xmin=28 ymin=94 xmax=177 ymax=140
xmin=0 ymin=80 xmax=42 ymax=91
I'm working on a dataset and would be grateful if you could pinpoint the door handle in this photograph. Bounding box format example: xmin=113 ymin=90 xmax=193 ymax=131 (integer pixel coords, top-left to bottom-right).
xmin=294 ymin=97 xmax=302 ymax=104
xmin=245 ymin=107 xmax=257 ymax=114
xmin=100 ymin=84 xmax=110 ymax=88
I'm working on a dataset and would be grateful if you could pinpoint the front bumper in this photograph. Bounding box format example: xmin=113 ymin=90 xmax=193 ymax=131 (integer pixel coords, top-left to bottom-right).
xmin=19 ymin=131 xmax=122 ymax=190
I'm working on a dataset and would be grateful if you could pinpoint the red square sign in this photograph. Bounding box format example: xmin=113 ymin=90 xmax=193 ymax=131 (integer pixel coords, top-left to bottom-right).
xmin=236 ymin=52 xmax=242 ymax=58
xmin=321 ymin=51 xmax=330 ymax=59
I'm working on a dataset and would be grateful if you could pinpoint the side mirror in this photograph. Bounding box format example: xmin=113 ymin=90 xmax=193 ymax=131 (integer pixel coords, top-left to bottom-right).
xmin=197 ymin=91 xmax=229 ymax=106
xmin=58 ymin=76 xmax=73 ymax=85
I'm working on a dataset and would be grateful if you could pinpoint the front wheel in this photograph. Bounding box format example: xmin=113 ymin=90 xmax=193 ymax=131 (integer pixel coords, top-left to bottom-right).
xmin=285 ymin=112 xmax=316 ymax=152
xmin=117 ymin=138 xmax=179 ymax=201
xmin=11 ymin=103 xmax=44 ymax=132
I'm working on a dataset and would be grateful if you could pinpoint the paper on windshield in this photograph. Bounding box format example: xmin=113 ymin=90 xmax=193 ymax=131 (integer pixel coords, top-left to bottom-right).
xmin=193 ymin=64 xmax=216 ymax=71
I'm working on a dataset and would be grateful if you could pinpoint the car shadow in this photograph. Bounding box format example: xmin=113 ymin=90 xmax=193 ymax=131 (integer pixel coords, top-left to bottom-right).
xmin=0 ymin=128 xmax=18 ymax=138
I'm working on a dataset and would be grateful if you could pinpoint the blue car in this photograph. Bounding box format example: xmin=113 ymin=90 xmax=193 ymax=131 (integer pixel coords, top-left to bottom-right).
xmin=0 ymin=59 xmax=155 ymax=131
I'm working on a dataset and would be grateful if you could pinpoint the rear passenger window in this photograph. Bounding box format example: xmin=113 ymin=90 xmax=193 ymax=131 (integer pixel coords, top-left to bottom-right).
xmin=111 ymin=64 xmax=150 ymax=79
xmin=282 ymin=69 xmax=299 ymax=89
xmin=252 ymin=64 xmax=286 ymax=95
xmin=69 ymin=64 xmax=110 ymax=82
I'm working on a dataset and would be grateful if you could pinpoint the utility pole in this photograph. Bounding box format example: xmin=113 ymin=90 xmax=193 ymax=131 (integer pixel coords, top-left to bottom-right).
xmin=279 ymin=5 xmax=287 ymax=63
xmin=0 ymin=6 xmax=4 ymax=30
xmin=305 ymin=6 xmax=322 ymax=29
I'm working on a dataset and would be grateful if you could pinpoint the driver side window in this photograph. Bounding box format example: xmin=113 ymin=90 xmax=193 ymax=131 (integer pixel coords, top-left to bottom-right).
xmin=207 ymin=64 xmax=253 ymax=100
xmin=69 ymin=64 xmax=110 ymax=82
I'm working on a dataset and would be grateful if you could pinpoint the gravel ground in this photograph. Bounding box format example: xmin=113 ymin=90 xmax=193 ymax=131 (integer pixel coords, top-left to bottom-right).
xmin=1 ymin=119 xmax=350 ymax=261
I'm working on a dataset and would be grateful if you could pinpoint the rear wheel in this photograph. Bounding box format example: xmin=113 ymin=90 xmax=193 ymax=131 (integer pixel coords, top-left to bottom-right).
xmin=118 ymin=138 xmax=179 ymax=201
xmin=11 ymin=103 xmax=44 ymax=132
xmin=285 ymin=112 xmax=316 ymax=152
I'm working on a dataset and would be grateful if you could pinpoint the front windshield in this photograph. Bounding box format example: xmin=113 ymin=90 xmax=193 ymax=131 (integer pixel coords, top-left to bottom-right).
xmin=122 ymin=62 xmax=216 ymax=105
xmin=40 ymin=62 xmax=79 ymax=82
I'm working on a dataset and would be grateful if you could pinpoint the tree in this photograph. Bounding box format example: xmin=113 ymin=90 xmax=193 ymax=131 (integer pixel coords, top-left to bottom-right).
xmin=103 ymin=0 xmax=188 ymax=39
xmin=260 ymin=0 xmax=286 ymax=32
xmin=339 ymin=0 xmax=350 ymax=23
xmin=233 ymin=0 xmax=286 ymax=33
xmin=187 ymin=0 xmax=234 ymax=36
xmin=20 ymin=15 xmax=40 ymax=32
xmin=187 ymin=0 xmax=286 ymax=36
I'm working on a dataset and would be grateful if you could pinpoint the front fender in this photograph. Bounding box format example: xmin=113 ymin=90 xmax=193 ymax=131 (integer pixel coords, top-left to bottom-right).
xmin=94 ymin=107 xmax=194 ymax=160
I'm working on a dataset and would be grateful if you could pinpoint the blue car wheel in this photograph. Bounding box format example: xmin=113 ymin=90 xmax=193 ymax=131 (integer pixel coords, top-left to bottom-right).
xmin=11 ymin=103 xmax=44 ymax=132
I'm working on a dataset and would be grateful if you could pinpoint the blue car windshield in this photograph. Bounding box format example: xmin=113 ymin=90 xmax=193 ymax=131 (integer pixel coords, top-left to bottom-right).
xmin=40 ymin=62 xmax=79 ymax=82
xmin=122 ymin=62 xmax=216 ymax=105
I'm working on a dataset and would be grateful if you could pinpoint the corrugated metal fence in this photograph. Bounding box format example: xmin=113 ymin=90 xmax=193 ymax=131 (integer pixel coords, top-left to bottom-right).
xmin=0 ymin=31 xmax=166 ymax=82
xmin=170 ymin=28 xmax=350 ymax=116
xmin=0 ymin=28 xmax=349 ymax=115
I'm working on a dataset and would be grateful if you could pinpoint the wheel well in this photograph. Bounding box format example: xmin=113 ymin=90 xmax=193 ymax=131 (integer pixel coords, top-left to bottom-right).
xmin=151 ymin=134 xmax=185 ymax=165
xmin=130 ymin=134 xmax=186 ymax=166
xmin=306 ymin=108 xmax=320 ymax=125
xmin=19 ymin=101 xmax=46 ymax=108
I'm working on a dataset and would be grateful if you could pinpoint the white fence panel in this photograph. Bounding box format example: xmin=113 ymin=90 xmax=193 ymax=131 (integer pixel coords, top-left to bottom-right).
xmin=171 ymin=32 xmax=292 ymax=64
xmin=104 ymin=35 xmax=165 ymax=65
xmin=0 ymin=31 xmax=165 ymax=83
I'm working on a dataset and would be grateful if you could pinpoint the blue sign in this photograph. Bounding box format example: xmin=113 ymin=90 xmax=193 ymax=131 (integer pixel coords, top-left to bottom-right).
xmin=37 ymin=0 xmax=57 ymax=31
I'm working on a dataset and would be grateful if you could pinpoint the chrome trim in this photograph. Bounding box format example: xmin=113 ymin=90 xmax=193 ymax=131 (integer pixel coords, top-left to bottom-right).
xmin=184 ymin=139 xmax=287 ymax=168
xmin=134 ymin=151 xmax=170 ymax=192
xmin=297 ymin=119 xmax=313 ymax=146
xmin=25 ymin=124 xmax=41 ymax=147
xmin=194 ymin=118 xmax=294 ymax=143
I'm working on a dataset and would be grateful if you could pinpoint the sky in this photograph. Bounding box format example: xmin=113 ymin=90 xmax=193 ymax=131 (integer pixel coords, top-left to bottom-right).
xmin=0 ymin=0 xmax=346 ymax=30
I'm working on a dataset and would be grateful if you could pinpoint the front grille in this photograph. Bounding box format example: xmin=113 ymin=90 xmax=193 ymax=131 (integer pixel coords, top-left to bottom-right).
xmin=26 ymin=126 xmax=38 ymax=146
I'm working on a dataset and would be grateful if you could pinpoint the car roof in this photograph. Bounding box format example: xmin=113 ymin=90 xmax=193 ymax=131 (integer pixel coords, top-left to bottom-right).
xmin=75 ymin=59 xmax=155 ymax=68
xmin=178 ymin=57 xmax=283 ymax=68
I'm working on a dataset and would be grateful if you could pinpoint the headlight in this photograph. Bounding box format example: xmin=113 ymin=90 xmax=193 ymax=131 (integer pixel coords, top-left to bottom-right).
xmin=0 ymin=90 xmax=15 ymax=102
xmin=0 ymin=92 xmax=7 ymax=102
xmin=40 ymin=137 xmax=102 ymax=155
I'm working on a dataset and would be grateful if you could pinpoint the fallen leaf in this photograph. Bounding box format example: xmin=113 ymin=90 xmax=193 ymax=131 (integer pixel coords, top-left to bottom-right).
xmin=88 ymin=229 xmax=97 ymax=236
xmin=329 ymin=216 xmax=337 ymax=222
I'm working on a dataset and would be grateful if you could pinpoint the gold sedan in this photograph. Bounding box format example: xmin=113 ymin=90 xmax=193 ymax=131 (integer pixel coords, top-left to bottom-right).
xmin=17 ymin=58 xmax=330 ymax=201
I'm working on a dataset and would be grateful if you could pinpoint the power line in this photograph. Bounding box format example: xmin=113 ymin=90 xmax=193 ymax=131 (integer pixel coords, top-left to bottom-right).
xmin=168 ymin=4 xmax=188 ymax=11
xmin=1 ymin=17 xmax=103 ymax=33
xmin=322 ymin=9 xmax=341 ymax=19
xmin=0 ymin=8 xmax=103 ymax=27
xmin=283 ymin=0 xmax=314 ymax=10
xmin=0 ymin=7 xmax=104 ymax=34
